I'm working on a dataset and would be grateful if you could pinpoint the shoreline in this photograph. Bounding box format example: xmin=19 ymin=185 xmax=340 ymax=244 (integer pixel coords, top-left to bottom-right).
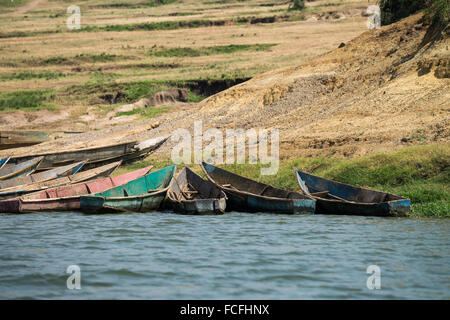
xmin=113 ymin=143 xmax=450 ymax=218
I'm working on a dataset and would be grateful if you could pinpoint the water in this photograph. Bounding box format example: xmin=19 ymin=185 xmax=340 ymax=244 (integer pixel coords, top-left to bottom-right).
xmin=0 ymin=211 xmax=448 ymax=299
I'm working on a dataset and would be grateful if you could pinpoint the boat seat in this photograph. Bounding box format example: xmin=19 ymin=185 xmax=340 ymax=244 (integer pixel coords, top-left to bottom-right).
xmin=311 ymin=191 xmax=329 ymax=197
xmin=223 ymin=184 xmax=239 ymax=190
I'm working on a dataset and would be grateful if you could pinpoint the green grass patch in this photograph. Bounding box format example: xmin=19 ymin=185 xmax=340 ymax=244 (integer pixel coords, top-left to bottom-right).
xmin=0 ymin=90 xmax=56 ymax=112
xmin=0 ymin=0 xmax=30 ymax=8
xmin=0 ymin=71 xmax=67 ymax=81
xmin=61 ymin=79 xmax=209 ymax=105
xmin=18 ymin=53 xmax=123 ymax=66
xmin=148 ymin=44 xmax=277 ymax=57
xmin=116 ymin=105 xmax=174 ymax=120
xmin=90 ymin=0 xmax=177 ymax=9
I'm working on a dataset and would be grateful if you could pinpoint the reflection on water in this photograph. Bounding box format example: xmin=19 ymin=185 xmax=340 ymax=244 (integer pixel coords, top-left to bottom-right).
xmin=0 ymin=212 xmax=449 ymax=299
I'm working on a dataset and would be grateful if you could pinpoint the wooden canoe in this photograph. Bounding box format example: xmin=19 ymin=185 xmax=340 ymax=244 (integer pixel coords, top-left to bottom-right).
xmin=0 ymin=131 xmax=50 ymax=150
xmin=167 ymin=167 xmax=226 ymax=215
xmin=0 ymin=164 xmax=153 ymax=213
xmin=6 ymin=136 xmax=168 ymax=172
xmin=201 ymin=162 xmax=315 ymax=214
xmin=80 ymin=165 xmax=176 ymax=214
xmin=294 ymin=168 xmax=410 ymax=217
xmin=0 ymin=161 xmax=122 ymax=200
xmin=0 ymin=160 xmax=86 ymax=190
xmin=0 ymin=156 xmax=44 ymax=181
xmin=0 ymin=157 xmax=9 ymax=170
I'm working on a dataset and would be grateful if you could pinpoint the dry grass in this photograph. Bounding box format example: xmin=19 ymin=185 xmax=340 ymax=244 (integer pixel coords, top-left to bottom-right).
xmin=0 ymin=0 xmax=368 ymax=123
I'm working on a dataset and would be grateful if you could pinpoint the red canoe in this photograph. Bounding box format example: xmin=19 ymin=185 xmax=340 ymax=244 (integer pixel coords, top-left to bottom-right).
xmin=0 ymin=165 xmax=153 ymax=213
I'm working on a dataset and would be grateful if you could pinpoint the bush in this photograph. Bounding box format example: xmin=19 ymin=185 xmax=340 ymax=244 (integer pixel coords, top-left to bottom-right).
xmin=379 ymin=0 xmax=449 ymax=26
xmin=426 ymin=0 xmax=450 ymax=26
xmin=0 ymin=90 xmax=54 ymax=111
xmin=289 ymin=0 xmax=305 ymax=11
xmin=378 ymin=0 xmax=427 ymax=25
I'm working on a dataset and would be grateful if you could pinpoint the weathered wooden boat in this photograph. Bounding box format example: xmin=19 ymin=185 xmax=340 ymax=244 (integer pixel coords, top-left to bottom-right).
xmin=167 ymin=167 xmax=226 ymax=215
xmin=0 ymin=165 xmax=153 ymax=213
xmin=80 ymin=165 xmax=176 ymax=214
xmin=0 ymin=131 xmax=50 ymax=150
xmin=6 ymin=135 xmax=168 ymax=172
xmin=201 ymin=162 xmax=315 ymax=214
xmin=0 ymin=157 xmax=9 ymax=169
xmin=294 ymin=168 xmax=411 ymax=217
xmin=0 ymin=156 xmax=44 ymax=181
xmin=0 ymin=161 xmax=86 ymax=190
xmin=0 ymin=161 xmax=122 ymax=200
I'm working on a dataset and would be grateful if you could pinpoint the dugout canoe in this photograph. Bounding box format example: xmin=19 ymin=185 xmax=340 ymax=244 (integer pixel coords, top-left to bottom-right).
xmin=0 ymin=156 xmax=43 ymax=181
xmin=0 ymin=164 xmax=153 ymax=213
xmin=0 ymin=131 xmax=50 ymax=150
xmin=294 ymin=168 xmax=410 ymax=217
xmin=0 ymin=161 xmax=122 ymax=200
xmin=0 ymin=157 xmax=9 ymax=169
xmin=80 ymin=165 xmax=176 ymax=214
xmin=201 ymin=162 xmax=315 ymax=214
xmin=167 ymin=167 xmax=226 ymax=215
xmin=6 ymin=136 xmax=168 ymax=172
xmin=0 ymin=161 xmax=86 ymax=191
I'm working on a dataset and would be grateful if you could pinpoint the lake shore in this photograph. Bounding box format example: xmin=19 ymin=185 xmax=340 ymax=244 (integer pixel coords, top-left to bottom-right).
xmin=114 ymin=143 xmax=450 ymax=218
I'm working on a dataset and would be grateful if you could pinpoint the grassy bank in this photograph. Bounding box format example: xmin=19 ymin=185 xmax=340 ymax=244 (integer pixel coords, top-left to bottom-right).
xmin=115 ymin=144 xmax=449 ymax=218
xmin=0 ymin=90 xmax=57 ymax=112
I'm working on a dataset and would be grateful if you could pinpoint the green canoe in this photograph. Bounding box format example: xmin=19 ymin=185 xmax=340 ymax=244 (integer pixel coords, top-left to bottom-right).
xmin=80 ymin=165 xmax=177 ymax=214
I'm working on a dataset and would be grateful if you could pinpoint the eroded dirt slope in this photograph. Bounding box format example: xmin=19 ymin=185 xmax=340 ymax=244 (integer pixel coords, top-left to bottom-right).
xmin=194 ymin=13 xmax=449 ymax=158
xmin=2 ymin=13 xmax=449 ymax=159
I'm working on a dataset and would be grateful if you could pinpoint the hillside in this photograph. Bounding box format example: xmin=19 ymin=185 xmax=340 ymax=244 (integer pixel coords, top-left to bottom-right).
xmin=192 ymin=13 xmax=450 ymax=158
xmin=0 ymin=0 xmax=369 ymax=131
xmin=1 ymin=10 xmax=449 ymax=160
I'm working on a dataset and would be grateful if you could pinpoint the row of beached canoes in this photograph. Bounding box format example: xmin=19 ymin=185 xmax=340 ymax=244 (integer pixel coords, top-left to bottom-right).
xmin=0 ymin=149 xmax=411 ymax=216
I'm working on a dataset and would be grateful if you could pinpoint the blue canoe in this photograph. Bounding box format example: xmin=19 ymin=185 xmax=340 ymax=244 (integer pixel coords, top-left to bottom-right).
xmin=0 ymin=157 xmax=9 ymax=170
xmin=0 ymin=156 xmax=44 ymax=181
xmin=0 ymin=160 xmax=86 ymax=191
xmin=294 ymin=168 xmax=410 ymax=217
xmin=201 ymin=162 xmax=315 ymax=214
xmin=80 ymin=165 xmax=177 ymax=214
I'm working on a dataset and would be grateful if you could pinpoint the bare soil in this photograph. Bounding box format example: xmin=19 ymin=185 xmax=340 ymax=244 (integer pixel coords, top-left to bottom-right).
xmin=0 ymin=5 xmax=448 ymax=160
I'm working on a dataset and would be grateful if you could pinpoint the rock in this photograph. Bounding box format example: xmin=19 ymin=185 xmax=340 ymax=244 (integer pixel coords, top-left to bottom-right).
xmin=149 ymin=88 xmax=189 ymax=106
xmin=338 ymin=42 xmax=345 ymax=48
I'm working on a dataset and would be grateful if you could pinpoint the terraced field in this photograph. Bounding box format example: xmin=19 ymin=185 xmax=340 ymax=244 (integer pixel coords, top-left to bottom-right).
xmin=0 ymin=0 xmax=369 ymax=130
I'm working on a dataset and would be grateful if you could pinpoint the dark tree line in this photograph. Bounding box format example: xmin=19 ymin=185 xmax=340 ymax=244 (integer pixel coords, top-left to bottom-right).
xmin=379 ymin=0 xmax=449 ymax=26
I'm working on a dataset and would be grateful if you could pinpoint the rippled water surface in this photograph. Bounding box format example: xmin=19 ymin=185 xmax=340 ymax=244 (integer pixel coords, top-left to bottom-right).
xmin=0 ymin=212 xmax=449 ymax=299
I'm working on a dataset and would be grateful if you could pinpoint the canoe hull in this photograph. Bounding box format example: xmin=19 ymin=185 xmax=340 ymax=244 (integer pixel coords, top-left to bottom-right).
xmin=314 ymin=198 xmax=410 ymax=217
xmin=81 ymin=193 xmax=166 ymax=214
xmin=167 ymin=167 xmax=227 ymax=215
xmin=0 ymin=157 xmax=43 ymax=181
xmin=0 ymin=131 xmax=50 ymax=150
xmin=294 ymin=169 xmax=411 ymax=217
xmin=224 ymin=188 xmax=315 ymax=214
xmin=0 ymin=161 xmax=85 ymax=190
xmin=0 ymin=157 xmax=9 ymax=169
xmin=16 ymin=197 xmax=82 ymax=213
xmin=0 ymin=161 xmax=120 ymax=201
xmin=201 ymin=162 xmax=315 ymax=214
xmin=0 ymin=164 xmax=153 ymax=213
xmin=7 ymin=136 xmax=168 ymax=172
xmin=80 ymin=165 xmax=176 ymax=214
xmin=170 ymin=198 xmax=226 ymax=215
